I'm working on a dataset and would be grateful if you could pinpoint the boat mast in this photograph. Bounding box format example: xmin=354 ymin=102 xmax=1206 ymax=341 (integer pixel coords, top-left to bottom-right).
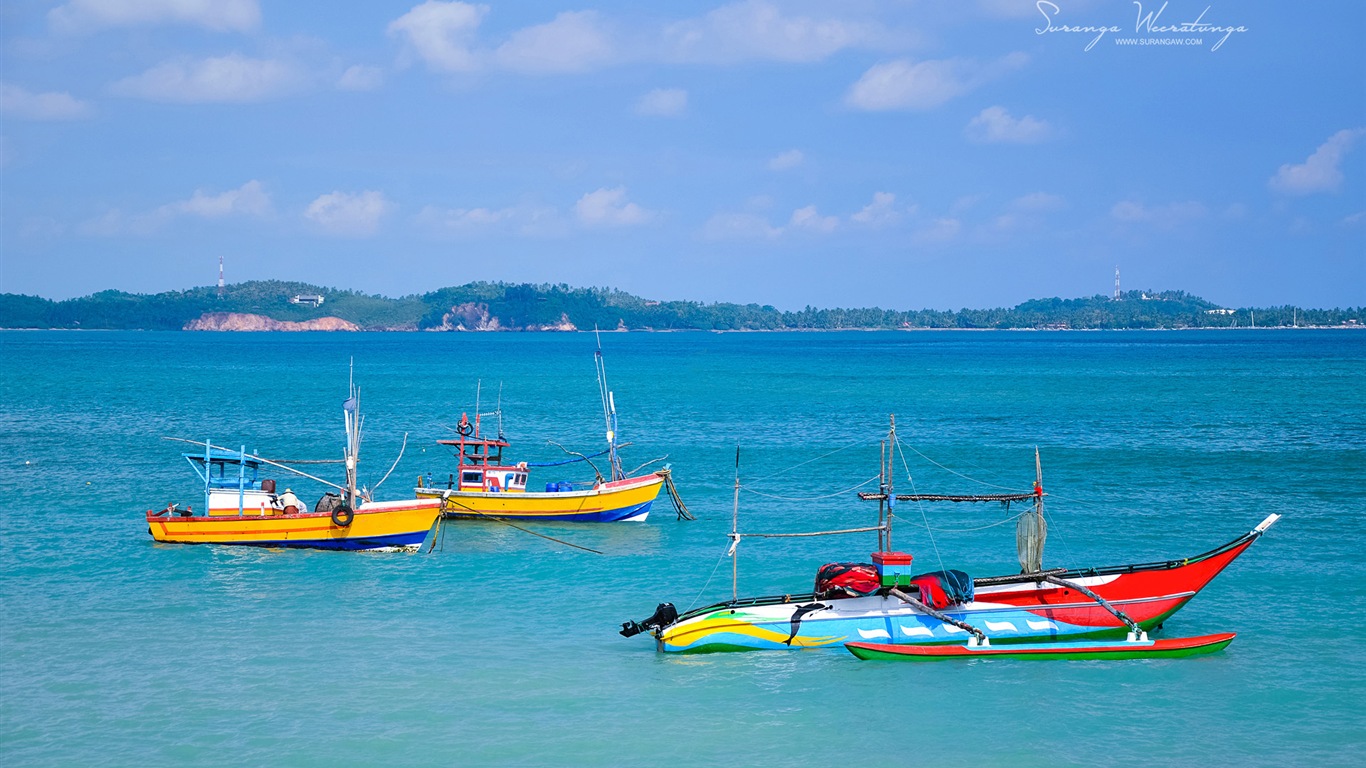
xmin=878 ymin=440 xmax=886 ymax=551
xmin=594 ymin=329 xmax=623 ymax=481
xmin=1016 ymin=447 xmax=1047 ymax=573
xmin=343 ymin=362 xmax=362 ymax=508
xmin=204 ymin=440 xmax=212 ymax=514
xmin=885 ymin=415 xmax=896 ymax=551
xmin=731 ymin=447 xmax=740 ymax=603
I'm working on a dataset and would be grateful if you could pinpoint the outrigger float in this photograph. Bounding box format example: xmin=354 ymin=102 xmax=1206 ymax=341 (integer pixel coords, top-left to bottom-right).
xmin=845 ymin=632 xmax=1237 ymax=661
xmin=621 ymin=418 xmax=1280 ymax=659
xmin=415 ymin=339 xmax=687 ymax=523
xmin=147 ymin=375 xmax=441 ymax=552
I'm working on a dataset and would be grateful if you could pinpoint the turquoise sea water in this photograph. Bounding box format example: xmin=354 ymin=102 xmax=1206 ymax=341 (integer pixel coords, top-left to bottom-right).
xmin=1 ymin=330 xmax=1363 ymax=766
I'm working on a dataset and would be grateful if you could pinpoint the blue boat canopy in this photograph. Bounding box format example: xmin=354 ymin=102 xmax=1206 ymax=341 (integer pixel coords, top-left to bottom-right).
xmin=184 ymin=450 xmax=264 ymax=466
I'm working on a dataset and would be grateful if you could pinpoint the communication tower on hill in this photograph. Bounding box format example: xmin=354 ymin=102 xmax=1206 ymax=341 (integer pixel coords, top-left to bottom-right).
xmin=217 ymin=256 xmax=224 ymax=298
xmin=1113 ymin=267 xmax=1121 ymax=301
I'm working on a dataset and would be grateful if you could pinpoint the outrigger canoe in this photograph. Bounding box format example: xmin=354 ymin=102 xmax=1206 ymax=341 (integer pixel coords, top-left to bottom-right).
xmin=846 ymin=632 xmax=1236 ymax=661
xmin=621 ymin=417 xmax=1281 ymax=653
xmin=627 ymin=514 xmax=1278 ymax=653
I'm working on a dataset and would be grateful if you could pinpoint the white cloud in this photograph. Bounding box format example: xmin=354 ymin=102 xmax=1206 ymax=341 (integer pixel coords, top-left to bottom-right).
xmin=49 ymin=0 xmax=259 ymax=33
xmin=846 ymin=54 xmax=1027 ymax=111
xmin=161 ymin=180 xmax=270 ymax=219
xmin=789 ymin=205 xmax=838 ymax=233
xmin=767 ymin=149 xmax=804 ymax=171
xmin=845 ymin=59 xmax=965 ymax=111
xmin=495 ymin=11 xmax=615 ymax=74
xmin=1009 ymin=192 xmax=1065 ymax=213
xmin=305 ymin=191 xmax=392 ymax=236
xmin=913 ymin=217 xmax=961 ymax=244
xmin=701 ymin=212 xmax=781 ymax=240
xmin=966 ymin=106 xmax=1053 ymax=143
xmin=1111 ymin=200 xmax=1206 ymax=226
xmin=574 ymin=187 xmax=652 ymax=226
xmin=0 ymin=82 xmax=93 ymax=120
xmin=109 ymin=54 xmax=301 ymax=103
xmin=636 ymin=88 xmax=687 ymax=117
xmin=416 ymin=204 xmax=515 ymax=229
xmin=78 ymin=180 xmax=271 ymax=235
xmin=337 ymin=65 xmax=384 ymax=92
xmin=1268 ymin=128 xmax=1365 ymax=195
xmin=389 ymin=1 xmax=487 ymax=73
xmin=851 ymin=192 xmax=904 ymax=226
xmin=416 ymin=203 xmax=567 ymax=237
xmin=664 ymin=0 xmax=887 ymax=63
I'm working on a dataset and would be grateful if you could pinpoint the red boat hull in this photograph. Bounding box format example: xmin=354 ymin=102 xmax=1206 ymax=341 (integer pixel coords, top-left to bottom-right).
xmin=969 ymin=536 xmax=1259 ymax=635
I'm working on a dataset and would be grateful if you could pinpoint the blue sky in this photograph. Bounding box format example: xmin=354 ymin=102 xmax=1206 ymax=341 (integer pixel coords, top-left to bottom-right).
xmin=1 ymin=0 xmax=1363 ymax=310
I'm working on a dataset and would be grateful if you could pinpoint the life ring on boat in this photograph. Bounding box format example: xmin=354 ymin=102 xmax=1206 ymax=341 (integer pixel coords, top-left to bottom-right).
xmin=332 ymin=505 xmax=355 ymax=527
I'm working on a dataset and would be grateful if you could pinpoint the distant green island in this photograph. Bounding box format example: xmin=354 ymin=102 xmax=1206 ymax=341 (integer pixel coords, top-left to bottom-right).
xmin=1 ymin=281 xmax=1361 ymax=331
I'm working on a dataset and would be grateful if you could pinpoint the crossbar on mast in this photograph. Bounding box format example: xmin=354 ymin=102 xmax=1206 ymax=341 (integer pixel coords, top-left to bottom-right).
xmin=860 ymin=492 xmax=1039 ymax=503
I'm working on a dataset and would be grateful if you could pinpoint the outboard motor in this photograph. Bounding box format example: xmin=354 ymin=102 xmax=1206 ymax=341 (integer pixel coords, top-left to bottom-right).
xmin=619 ymin=602 xmax=678 ymax=637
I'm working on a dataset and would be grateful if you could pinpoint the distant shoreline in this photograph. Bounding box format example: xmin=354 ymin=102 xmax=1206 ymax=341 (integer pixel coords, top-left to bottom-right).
xmin=3 ymin=281 xmax=1361 ymax=332
xmin=4 ymin=325 xmax=1362 ymax=333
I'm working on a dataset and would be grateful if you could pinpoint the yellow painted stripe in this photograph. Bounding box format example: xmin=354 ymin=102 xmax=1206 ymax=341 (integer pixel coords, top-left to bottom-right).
xmin=149 ymin=504 xmax=440 ymax=545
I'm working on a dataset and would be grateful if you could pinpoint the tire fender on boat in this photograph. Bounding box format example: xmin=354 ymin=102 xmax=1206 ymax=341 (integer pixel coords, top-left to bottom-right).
xmin=332 ymin=506 xmax=355 ymax=527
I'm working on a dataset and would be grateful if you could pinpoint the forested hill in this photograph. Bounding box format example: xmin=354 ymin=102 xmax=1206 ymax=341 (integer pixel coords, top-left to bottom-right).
xmin=0 ymin=281 xmax=1360 ymax=331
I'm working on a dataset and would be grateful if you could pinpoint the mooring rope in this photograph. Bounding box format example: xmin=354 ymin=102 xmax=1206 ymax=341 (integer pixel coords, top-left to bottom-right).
xmin=437 ymin=494 xmax=604 ymax=554
xmin=657 ymin=469 xmax=696 ymax=521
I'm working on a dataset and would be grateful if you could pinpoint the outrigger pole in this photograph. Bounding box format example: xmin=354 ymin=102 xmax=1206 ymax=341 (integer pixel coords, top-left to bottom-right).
xmin=888 ymin=587 xmax=987 ymax=645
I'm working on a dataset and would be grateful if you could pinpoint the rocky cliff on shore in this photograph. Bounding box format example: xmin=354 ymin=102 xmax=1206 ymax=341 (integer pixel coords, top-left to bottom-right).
xmin=184 ymin=313 xmax=360 ymax=331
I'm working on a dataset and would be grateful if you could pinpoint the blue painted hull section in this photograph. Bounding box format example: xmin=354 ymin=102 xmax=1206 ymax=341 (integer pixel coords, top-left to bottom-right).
xmin=169 ymin=529 xmax=431 ymax=552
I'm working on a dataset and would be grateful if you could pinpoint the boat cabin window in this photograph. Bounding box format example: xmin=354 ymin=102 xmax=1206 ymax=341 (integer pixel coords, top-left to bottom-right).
xmin=514 ymin=473 xmax=527 ymax=486
xmin=461 ymin=470 xmax=483 ymax=486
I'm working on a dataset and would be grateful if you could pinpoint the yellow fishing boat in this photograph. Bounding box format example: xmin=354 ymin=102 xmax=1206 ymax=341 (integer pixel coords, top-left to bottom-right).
xmin=416 ymin=339 xmax=670 ymax=522
xmin=415 ymin=416 xmax=664 ymax=522
xmin=147 ymin=376 xmax=440 ymax=552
